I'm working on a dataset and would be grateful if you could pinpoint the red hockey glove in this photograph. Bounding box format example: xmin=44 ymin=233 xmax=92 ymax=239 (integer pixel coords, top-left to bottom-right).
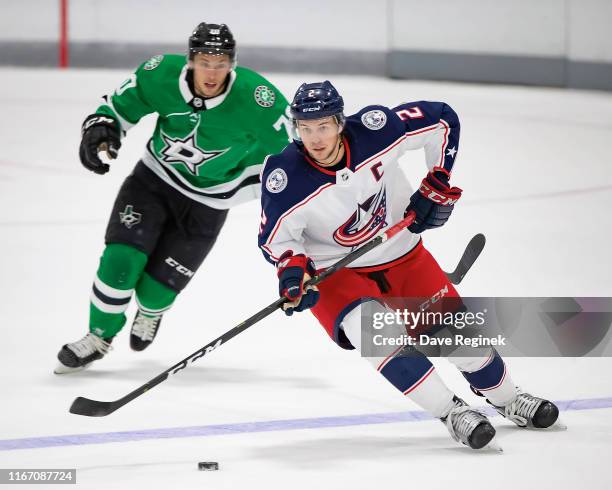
xmin=277 ymin=253 xmax=320 ymax=316
xmin=405 ymin=168 xmax=462 ymax=234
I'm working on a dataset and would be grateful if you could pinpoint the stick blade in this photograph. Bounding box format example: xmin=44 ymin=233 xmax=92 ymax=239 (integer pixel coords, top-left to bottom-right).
xmin=471 ymin=233 xmax=486 ymax=250
xmin=448 ymin=233 xmax=486 ymax=285
xmin=69 ymin=396 xmax=118 ymax=417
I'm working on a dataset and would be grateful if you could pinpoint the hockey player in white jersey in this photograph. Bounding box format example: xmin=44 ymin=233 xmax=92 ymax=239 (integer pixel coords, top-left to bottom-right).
xmin=258 ymin=81 xmax=560 ymax=450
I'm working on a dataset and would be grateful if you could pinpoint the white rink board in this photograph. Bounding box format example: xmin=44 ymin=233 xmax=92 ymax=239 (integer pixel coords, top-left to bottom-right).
xmin=0 ymin=68 xmax=611 ymax=489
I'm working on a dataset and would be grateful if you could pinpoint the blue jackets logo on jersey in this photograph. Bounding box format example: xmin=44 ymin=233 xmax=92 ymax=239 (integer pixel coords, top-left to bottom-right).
xmin=266 ymin=168 xmax=288 ymax=193
xmin=333 ymin=186 xmax=388 ymax=247
xmin=361 ymin=110 xmax=387 ymax=130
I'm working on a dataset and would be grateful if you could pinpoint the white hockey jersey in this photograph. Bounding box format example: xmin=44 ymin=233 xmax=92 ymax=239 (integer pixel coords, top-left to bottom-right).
xmin=258 ymin=101 xmax=460 ymax=270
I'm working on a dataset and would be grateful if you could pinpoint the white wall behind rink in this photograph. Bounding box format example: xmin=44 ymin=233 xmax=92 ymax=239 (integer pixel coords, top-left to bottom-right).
xmin=0 ymin=0 xmax=389 ymax=51
xmin=1 ymin=0 xmax=611 ymax=63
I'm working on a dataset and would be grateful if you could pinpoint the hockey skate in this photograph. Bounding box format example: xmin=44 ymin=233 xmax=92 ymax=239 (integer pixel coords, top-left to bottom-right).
xmin=491 ymin=389 xmax=563 ymax=429
xmin=55 ymin=333 xmax=113 ymax=374
xmin=441 ymin=396 xmax=500 ymax=451
xmin=130 ymin=310 xmax=163 ymax=351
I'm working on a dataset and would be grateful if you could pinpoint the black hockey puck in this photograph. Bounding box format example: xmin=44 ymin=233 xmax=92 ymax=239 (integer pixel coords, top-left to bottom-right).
xmin=198 ymin=462 xmax=219 ymax=471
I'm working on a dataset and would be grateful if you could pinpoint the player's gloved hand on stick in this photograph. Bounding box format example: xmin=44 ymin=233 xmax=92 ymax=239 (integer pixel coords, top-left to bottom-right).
xmin=405 ymin=167 xmax=463 ymax=234
xmin=79 ymin=114 xmax=122 ymax=175
xmin=277 ymin=252 xmax=320 ymax=316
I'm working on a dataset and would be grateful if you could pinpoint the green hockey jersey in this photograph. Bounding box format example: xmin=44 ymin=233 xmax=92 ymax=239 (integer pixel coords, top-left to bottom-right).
xmin=95 ymin=54 xmax=292 ymax=209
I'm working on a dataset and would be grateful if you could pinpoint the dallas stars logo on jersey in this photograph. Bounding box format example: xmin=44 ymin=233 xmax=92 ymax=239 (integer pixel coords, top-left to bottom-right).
xmin=94 ymin=55 xmax=291 ymax=209
xmin=119 ymin=205 xmax=142 ymax=229
xmin=160 ymin=131 xmax=229 ymax=176
xmin=254 ymin=85 xmax=276 ymax=107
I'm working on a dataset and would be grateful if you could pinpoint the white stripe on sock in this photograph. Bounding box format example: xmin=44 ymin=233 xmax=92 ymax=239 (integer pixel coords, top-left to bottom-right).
xmin=135 ymin=297 xmax=172 ymax=315
xmin=90 ymin=292 xmax=131 ymax=314
xmin=94 ymin=276 xmax=133 ymax=299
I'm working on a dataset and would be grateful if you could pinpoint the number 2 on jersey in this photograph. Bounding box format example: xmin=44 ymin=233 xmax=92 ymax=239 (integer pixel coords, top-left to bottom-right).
xmin=396 ymin=106 xmax=424 ymax=121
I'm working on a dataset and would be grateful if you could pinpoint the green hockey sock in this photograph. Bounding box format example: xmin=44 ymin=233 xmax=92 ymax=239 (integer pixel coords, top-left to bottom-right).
xmin=134 ymin=272 xmax=178 ymax=317
xmin=89 ymin=243 xmax=148 ymax=338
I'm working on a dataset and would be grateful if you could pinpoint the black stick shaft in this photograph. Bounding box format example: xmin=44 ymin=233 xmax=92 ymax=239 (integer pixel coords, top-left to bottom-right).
xmin=69 ymin=213 xmax=417 ymax=416
xmin=445 ymin=233 xmax=486 ymax=285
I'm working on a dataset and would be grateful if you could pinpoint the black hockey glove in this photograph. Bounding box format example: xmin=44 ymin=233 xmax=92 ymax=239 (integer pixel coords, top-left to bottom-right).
xmin=79 ymin=114 xmax=122 ymax=175
xmin=405 ymin=168 xmax=463 ymax=234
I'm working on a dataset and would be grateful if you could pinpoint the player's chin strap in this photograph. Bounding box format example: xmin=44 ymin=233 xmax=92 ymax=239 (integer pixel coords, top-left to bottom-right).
xmin=311 ymin=137 xmax=344 ymax=167
xmin=68 ymin=213 xmax=483 ymax=417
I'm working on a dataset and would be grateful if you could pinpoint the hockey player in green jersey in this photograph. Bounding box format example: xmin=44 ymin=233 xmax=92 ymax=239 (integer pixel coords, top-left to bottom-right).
xmin=55 ymin=23 xmax=291 ymax=373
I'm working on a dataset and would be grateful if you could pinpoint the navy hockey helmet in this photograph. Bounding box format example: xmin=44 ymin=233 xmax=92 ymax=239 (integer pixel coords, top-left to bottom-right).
xmin=189 ymin=23 xmax=236 ymax=61
xmin=290 ymin=81 xmax=345 ymax=123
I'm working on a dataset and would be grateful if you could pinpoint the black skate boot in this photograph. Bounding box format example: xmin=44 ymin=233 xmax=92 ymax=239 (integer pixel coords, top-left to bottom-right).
xmin=55 ymin=333 xmax=113 ymax=374
xmin=441 ymin=396 xmax=497 ymax=450
xmin=130 ymin=310 xmax=163 ymax=351
xmin=491 ymin=389 xmax=559 ymax=428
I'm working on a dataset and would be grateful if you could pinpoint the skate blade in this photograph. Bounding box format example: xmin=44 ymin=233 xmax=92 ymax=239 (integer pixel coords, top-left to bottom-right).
xmin=551 ymin=417 xmax=568 ymax=431
xmin=53 ymin=362 xmax=91 ymax=375
xmin=524 ymin=417 xmax=567 ymax=431
xmin=484 ymin=440 xmax=504 ymax=453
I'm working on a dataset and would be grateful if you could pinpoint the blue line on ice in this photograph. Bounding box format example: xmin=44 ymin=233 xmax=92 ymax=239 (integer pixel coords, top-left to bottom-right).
xmin=1 ymin=396 xmax=610 ymax=451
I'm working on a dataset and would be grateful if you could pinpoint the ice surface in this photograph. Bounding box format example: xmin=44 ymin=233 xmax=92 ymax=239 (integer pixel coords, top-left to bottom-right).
xmin=1 ymin=68 xmax=611 ymax=489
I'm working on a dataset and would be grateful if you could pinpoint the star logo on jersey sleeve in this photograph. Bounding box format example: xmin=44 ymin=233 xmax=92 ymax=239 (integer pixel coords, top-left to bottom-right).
xmin=446 ymin=146 xmax=457 ymax=159
xmin=160 ymin=131 xmax=228 ymax=176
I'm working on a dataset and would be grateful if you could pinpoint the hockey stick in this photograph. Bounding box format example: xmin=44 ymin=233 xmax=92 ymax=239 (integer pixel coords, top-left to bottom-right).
xmin=444 ymin=233 xmax=486 ymax=285
xmin=69 ymin=213 xmax=417 ymax=417
xmin=69 ymin=216 xmax=485 ymax=417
